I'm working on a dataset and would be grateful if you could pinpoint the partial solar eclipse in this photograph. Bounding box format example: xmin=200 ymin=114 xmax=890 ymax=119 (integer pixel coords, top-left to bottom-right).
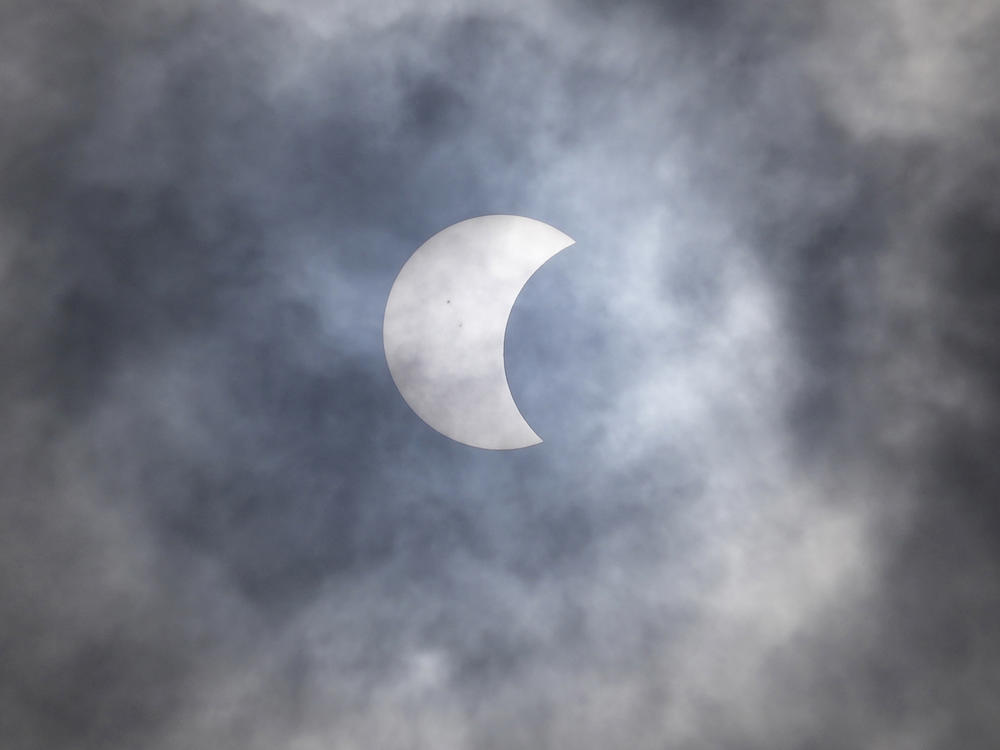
xmin=383 ymin=215 xmax=575 ymax=449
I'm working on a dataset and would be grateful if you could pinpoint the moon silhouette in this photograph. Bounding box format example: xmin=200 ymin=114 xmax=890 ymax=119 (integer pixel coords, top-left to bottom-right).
xmin=383 ymin=215 xmax=575 ymax=449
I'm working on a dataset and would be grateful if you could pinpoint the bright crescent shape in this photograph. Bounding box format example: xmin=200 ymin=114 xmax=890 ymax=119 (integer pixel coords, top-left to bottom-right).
xmin=383 ymin=215 xmax=575 ymax=449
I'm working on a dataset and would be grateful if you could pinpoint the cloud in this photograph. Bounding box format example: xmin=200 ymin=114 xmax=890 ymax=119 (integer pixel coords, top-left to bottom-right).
xmin=2 ymin=0 xmax=999 ymax=748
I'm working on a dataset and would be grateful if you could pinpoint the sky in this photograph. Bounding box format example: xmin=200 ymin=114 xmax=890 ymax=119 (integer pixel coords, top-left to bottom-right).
xmin=1 ymin=0 xmax=999 ymax=748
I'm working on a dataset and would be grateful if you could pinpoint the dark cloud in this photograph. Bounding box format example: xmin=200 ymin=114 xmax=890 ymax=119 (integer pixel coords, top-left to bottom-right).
xmin=2 ymin=0 xmax=1000 ymax=748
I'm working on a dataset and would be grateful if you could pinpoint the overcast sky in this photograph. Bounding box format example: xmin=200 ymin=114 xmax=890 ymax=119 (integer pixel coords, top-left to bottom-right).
xmin=2 ymin=1 xmax=999 ymax=748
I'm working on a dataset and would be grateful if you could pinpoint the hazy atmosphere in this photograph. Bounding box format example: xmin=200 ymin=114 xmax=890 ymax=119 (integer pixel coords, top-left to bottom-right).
xmin=2 ymin=1 xmax=999 ymax=748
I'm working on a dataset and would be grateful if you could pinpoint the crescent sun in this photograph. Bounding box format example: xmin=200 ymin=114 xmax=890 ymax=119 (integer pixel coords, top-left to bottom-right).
xmin=383 ymin=215 xmax=575 ymax=450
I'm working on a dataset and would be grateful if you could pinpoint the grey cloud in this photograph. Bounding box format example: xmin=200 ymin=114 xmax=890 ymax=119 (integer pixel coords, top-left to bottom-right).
xmin=2 ymin=0 xmax=999 ymax=748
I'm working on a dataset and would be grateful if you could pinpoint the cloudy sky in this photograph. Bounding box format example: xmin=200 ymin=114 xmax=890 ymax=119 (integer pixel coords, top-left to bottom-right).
xmin=2 ymin=0 xmax=999 ymax=748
